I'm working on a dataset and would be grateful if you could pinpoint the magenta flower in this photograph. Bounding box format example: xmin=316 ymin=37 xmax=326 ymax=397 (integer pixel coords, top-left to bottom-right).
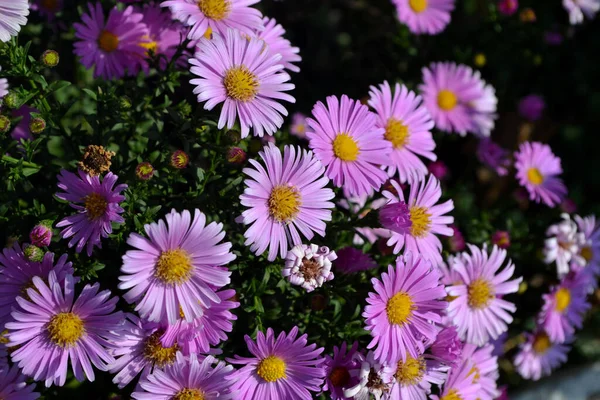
xmin=383 ymin=176 xmax=454 ymax=265
xmin=74 ymin=3 xmax=149 ymax=79
xmin=368 ymin=81 xmax=436 ymax=183
xmin=190 ymin=30 xmax=295 ymax=138
xmin=0 ymin=0 xmax=29 ymax=43
xmin=323 ymin=342 xmax=361 ymax=400
xmin=29 ymin=222 xmax=53 ymax=247
xmin=227 ymin=327 xmax=326 ymax=400
xmin=239 ymin=144 xmax=334 ymax=261
xmin=256 ymin=17 xmax=301 ymax=73
xmin=476 ymin=138 xmax=511 ymax=176
xmin=119 ymin=208 xmax=235 ymax=324
xmin=363 ymin=253 xmax=447 ymax=364
xmin=518 ymin=94 xmax=545 ymax=121
xmin=282 ymin=244 xmax=336 ymax=292
xmin=498 ymin=0 xmax=518 ymax=15
xmin=306 ymin=94 xmax=392 ymax=196
xmin=491 ymin=230 xmax=511 ymax=249
xmin=378 ymin=201 xmax=412 ymax=234
xmin=514 ymin=141 xmax=567 ymax=207
xmin=430 ymin=326 xmax=463 ymax=368
xmin=290 ymin=112 xmax=308 ymax=139
xmin=446 ymin=244 xmax=522 ymax=346
xmin=461 ymin=344 xmax=500 ymax=400
xmin=138 ymin=4 xmax=189 ymax=69
xmin=333 ymin=247 xmax=378 ymax=274
xmin=0 ymin=364 xmax=39 ymax=400
xmin=55 ymin=169 xmax=126 ymax=256
xmin=514 ymin=331 xmax=570 ymax=380
xmin=392 ymin=0 xmax=455 ymax=35
xmin=428 ymin=160 xmax=449 ymax=180
xmin=6 ymin=271 xmax=123 ymax=387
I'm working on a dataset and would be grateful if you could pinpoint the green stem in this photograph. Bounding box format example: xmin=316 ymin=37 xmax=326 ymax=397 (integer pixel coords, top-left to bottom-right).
xmin=1 ymin=155 xmax=41 ymax=169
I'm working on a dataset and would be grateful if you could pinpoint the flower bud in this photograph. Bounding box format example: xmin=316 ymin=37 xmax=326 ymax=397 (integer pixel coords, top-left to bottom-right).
xmin=378 ymin=202 xmax=411 ymax=234
xmin=170 ymin=150 xmax=189 ymax=169
xmin=24 ymin=244 xmax=44 ymax=262
xmin=29 ymin=221 xmax=53 ymax=247
xmin=136 ymin=162 xmax=155 ymax=180
xmin=227 ymin=147 xmax=247 ymax=165
xmin=225 ymin=129 xmax=241 ymax=144
xmin=3 ymin=92 xmax=21 ymax=109
xmin=0 ymin=115 xmax=10 ymax=134
xmin=29 ymin=117 xmax=46 ymax=134
xmin=41 ymin=50 xmax=60 ymax=67
xmin=491 ymin=230 xmax=511 ymax=249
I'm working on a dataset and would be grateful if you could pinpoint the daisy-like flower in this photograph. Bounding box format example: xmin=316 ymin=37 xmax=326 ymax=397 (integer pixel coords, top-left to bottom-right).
xmin=382 ymin=176 xmax=454 ymax=265
xmin=0 ymin=364 xmax=39 ymax=400
xmin=368 ymin=81 xmax=436 ymax=183
xmin=256 ymin=17 xmax=301 ymax=73
xmin=575 ymin=214 xmax=600 ymax=279
xmin=132 ymin=353 xmax=236 ymax=399
xmin=282 ymin=244 xmax=336 ymax=292
xmin=323 ymin=342 xmax=361 ymax=400
xmin=138 ymin=4 xmax=189 ymax=69
xmin=333 ymin=247 xmax=378 ymax=274
xmin=74 ymin=3 xmax=149 ymax=79
xmin=161 ymin=0 xmax=262 ymax=39
xmin=119 ymin=208 xmax=235 ymax=324
xmin=539 ymin=270 xmax=591 ymax=343
xmin=0 ymin=246 xmax=74 ymax=329
xmin=6 ymin=271 xmax=123 ymax=387
xmin=544 ymin=213 xmax=585 ymax=276
xmin=446 ymin=244 xmax=522 ymax=346
xmin=476 ymin=138 xmax=511 ymax=176
xmin=514 ymin=141 xmax=567 ymax=207
xmin=432 ymin=359 xmax=480 ymax=400
xmin=563 ymin=0 xmax=600 ymax=24
xmin=239 ymin=144 xmax=334 ymax=261
xmin=306 ymin=95 xmax=392 ymax=196
xmin=55 ymin=169 xmax=127 ymax=256
xmin=344 ymin=351 xmax=391 ymax=400
xmin=363 ymin=252 xmax=447 ymax=364
xmin=392 ymin=0 xmax=455 ymax=35
xmin=420 ymin=62 xmax=497 ymax=136
xmin=0 ymin=0 xmax=29 ymax=42
xmin=461 ymin=344 xmax=499 ymax=400
xmin=227 ymin=326 xmax=325 ymax=400
xmin=514 ymin=331 xmax=570 ymax=380
xmin=290 ymin=112 xmax=308 ymax=139
xmin=190 ymin=30 xmax=295 ymax=138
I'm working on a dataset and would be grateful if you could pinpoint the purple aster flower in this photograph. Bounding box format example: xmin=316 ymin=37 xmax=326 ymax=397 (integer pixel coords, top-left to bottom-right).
xmin=378 ymin=201 xmax=412 ymax=234
xmin=461 ymin=344 xmax=499 ymax=400
xmin=491 ymin=230 xmax=511 ymax=249
xmin=227 ymin=326 xmax=325 ymax=400
xmin=383 ymin=176 xmax=454 ymax=265
xmin=290 ymin=112 xmax=308 ymax=139
xmin=428 ymin=160 xmax=449 ymax=180
xmin=55 ymin=169 xmax=126 ymax=256
xmin=344 ymin=351 xmax=391 ymax=400
xmin=477 ymin=138 xmax=511 ymax=176
xmin=518 ymin=94 xmax=545 ymax=121
xmin=190 ymin=30 xmax=295 ymax=138
xmin=10 ymin=105 xmax=37 ymax=142
xmin=132 ymin=353 xmax=236 ymax=399
xmin=74 ymin=3 xmax=149 ymax=79
xmin=420 ymin=62 xmax=497 ymax=136
xmin=239 ymin=143 xmax=334 ymax=261
xmin=563 ymin=0 xmax=599 ymax=24
xmin=363 ymin=252 xmax=447 ymax=364
xmin=544 ymin=213 xmax=585 ymax=276
xmin=119 ymin=208 xmax=235 ymax=324
xmin=0 ymin=245 xmax=74 ymax=329
xmin=29 ymin=221 xmax=53 ymax=247
xmin=323 ymin=342 xmax=361 ymax=400
xmin=432 ymin=357 xmax=480 ymax=400
xmin=382 ymin=349 xmax=447 ymax=400
xmin=0 ymin=364 xmax=39 ymax=400
xmin=515 ymin=141 xmax=567 ymax=207
xmin=306 ymin=94 xmax=392 ymax=196
xmin=514 ymin=331 xmax=570 ymax=380
xmin=574 ymin=214 xmax=600 ymax=279
xmin=0 ymin=0 xmax=29 ymax=42
xmin=498 ymin=0 xmax=518 ymax=15
xmin=446 ymin=244 xmax=522 ymax=346
xmin=430 ymin=326 xmax=463 ymax=368
xmin=6 ymin=271 xmax=123 ymax=387
xmin=333 ymin=247 xmax=378 ymax=274
xmin=392 ymin=0 xmax=455 ymax=35
xmin=368 ymin=81 xmax=437 ymax=183
xmin=282 ymin=244 xmax=336 ymax=292
xmin=161 ymin=0 xmax=262 ymax=39
xmin=256 ymin=17 xmax=301 ymax=73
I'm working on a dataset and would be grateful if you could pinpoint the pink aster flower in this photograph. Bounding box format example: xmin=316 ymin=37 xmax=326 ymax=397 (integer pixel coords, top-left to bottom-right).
xmin=363 ymin=252 xmax=447 ymax=364
xmin=282 ymin=244 xmax=336 ymax=292
xmin=119 ymin=208 xmax=235 ymax=324
xmin=344 ymin=351 xmax=391 ymax=400
xmin=290 ymin=112 xmax=308 ymax=139
xmin=190 ymin=30 xmax=295 ymax=138
xmin=378 ymin=201 xmax=412 ymax=234
xmin=161 ymin=0 xmax=262 ymax=39
xmin=0 ymin=364 xmax=39 ymax=400
xmin=461 ymin=344 xmax=500 ymax=400
xmin=392 ymin=0 xmax=455 ymax=35
xmin=6 ymin=271 xmax=123 ymax=387
xmin=476 ymin=138 xmax=511 ymax=176
xmin=518 ymin=94 xmax=545 ymax=121
xmin=563 ymin=0 xmax=600 ymax=24
xmin=420 ymin=62 xmax=497 ymax=136
xmin=55 ymin=169 xmax=127 ymax=256
xmin=432 ymin=358 xmax=480 ymax=400
xmin=383 ymin=176 xmax=454 ymax=266
xmin=306 ymin=94 xmax=392 ymax=196
xmin=430 ymin=326 xmax=463 ymax=368
xmin=368 ymin=81 xmax=437 ymax=183
xmin=256 ymin=17 xmax=301 ymax=73
xmin=514 ymin=331 xmax=570 ymax=380
xmin=323 ymin=342 xmax=361 ymax=400
xmin=514 ymin=141 xmax=567 ymax=207
xmin=239 ymin=143 xmax=334 ymax=261
xmin=382 ymin=350 xmax=447 ymax=400
xmin=0 ymin=0 xmax=29 ymax=43
xmin=74 ymin=3 xmax=149 ymax=79
xmin=132 ymin=353 xmax=236 ymax=399
xmin=227 ymin=326 xmax=326 ymax=400
xmin=333 ymin=247 xmax=378 ymax=274
xmin=544 ymin=213 xmax=585 ymax=276
xmin=446 ymin=244 xmax=522 ymax=346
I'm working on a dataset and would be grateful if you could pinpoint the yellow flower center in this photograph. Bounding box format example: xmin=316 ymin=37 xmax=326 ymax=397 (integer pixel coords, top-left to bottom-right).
xmin=329 ymin=366 xmax=351 ymax=388
xmin=437 ymin=90 xmax=458 ymax=111
xmin=409 ymin=0 xmax=428 ymax=13
xmin=140 ymin=36 xmax=158 ymax=56
xmin=554 ymin=288 xmax=571 ymax=313
xmin=47 ymin=312 xmax=85 ymax=347
xmin=268 ymin=185 xmax=301 ymax=223
xmin=173 ymin=388 xmax=205 ymax=400
xmin=468 ymin=365 xmax=481 ymax=383
xmin=41 ymin=0 xmax=59 ymax=11
xmin=386 ymin=291 xmax=415 ymax=325
xmin=333 ymin=133 xmax=360 ymax=161
xmin=223 ymin=66 xmax=259 ymax=102
xmin=532 ymin=333 xmax=551 ymax=354
xmin=395 ymin=355 xmax=425 ymax=385
xmin=84 ymin=192 xmax=108 ymax=221
xmin=197 ymin=0 xmax=231 ymax=21
xmin=385 ymin=118 xmax=409 ymax=149
xmin=527 ymin=167 xmax=544 ymax=185
xmin=154 ymin=249 xmax=194 ymax=285
xmin=467 ymin=278 xmax=494 ymax=309
xmin=440 ymin=389 xmax=463 ymax=400
xmin=98 ymin=31 xmax=119 ymax=53
xmin=409 ymin=206 xmax=431 ymax=238
xmin=256 ymin=355 xmax=287 ymax=382
xmin=581 ymin=246 xmax=593 ymax=262
xmin=143 ymin=332 xmax=179 ymax=367
xmin=0 ymin=330 xmax=9 ymax=345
